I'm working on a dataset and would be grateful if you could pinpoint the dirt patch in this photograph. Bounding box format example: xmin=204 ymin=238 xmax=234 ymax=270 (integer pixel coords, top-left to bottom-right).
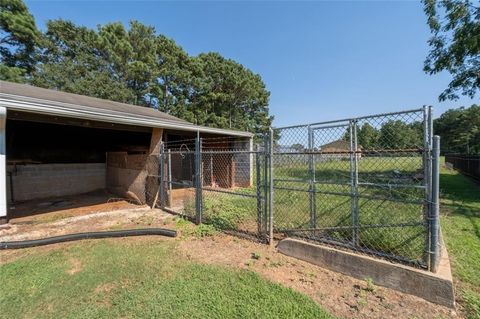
xmin=67 ymin=257 xmax=83 ymax=275
xmin=0 ymin=208 xmax=176 ymax=242
xmin=94 ymin=283 xmax=116 ymax=294
xmin=177 ymin=234 xmax=458 ymax=319
xmin=8 ymin=191 xmax=137 ymax=222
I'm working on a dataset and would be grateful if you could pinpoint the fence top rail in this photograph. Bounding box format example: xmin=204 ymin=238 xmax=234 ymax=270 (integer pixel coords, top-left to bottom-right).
xmin=200 ymin=150 xmax=262 ymax=154
xmin=273 ymin=148 xmax=424 ymax=155
xmin=273 ymin=107 xmax=425 ymax=130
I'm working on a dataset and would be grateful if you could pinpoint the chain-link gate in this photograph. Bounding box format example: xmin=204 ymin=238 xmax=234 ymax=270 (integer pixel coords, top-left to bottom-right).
xmin=156 ymin=136 xmax=270 ymax=240
xmin=272 ymin=107 xmax=440 ymax=270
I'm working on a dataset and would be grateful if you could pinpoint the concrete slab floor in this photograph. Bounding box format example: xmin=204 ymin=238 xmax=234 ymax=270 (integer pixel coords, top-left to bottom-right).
xmin=7 ymin=190 xmax=138 ymax=223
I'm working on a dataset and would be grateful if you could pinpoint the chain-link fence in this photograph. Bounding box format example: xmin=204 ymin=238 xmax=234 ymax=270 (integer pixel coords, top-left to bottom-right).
xmin=272 ymin=107 xmax=440 ymax=270
xmin=156 ymin=136 xmax=269 ymax=240
xmin=445 ymin=154 xmax=480 ymax=180
xmin=147 ymin=107 xmax=440 ymax=271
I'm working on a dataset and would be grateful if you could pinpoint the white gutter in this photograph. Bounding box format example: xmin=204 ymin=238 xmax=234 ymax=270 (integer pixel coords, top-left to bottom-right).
xmin=0 ymin=94 xmax=254 ymax=138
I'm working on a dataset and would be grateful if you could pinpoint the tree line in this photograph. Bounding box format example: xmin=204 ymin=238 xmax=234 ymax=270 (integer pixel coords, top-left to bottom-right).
xmin=0 ymin=0 xmax=272 ymax=133
xmin=434 ymin=104 xmax=480 ymax=154
xmin=351 ymin=109 xmax=480 ymax=154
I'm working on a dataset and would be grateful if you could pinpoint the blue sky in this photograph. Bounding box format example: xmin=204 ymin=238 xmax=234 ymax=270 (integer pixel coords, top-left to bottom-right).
xmin=26 ymin=0 xmax=477 ymax=127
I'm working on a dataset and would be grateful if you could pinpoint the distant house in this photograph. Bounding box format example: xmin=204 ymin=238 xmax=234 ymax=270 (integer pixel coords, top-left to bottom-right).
xmin=319 ymin=139 xmax=361 ymax=160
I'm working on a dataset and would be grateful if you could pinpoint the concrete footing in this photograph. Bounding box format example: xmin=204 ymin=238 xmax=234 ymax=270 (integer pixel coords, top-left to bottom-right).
xmin=277 ymin=238 xmax=455 ymax=308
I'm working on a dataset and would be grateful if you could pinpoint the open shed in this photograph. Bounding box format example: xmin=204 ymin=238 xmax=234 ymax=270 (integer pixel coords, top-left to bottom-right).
xmin=0 ymin=80 xmax=253 ymax=224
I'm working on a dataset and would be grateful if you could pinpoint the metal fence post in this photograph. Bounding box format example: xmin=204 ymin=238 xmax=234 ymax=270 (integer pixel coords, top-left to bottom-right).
xmin=159 ymin=142 xmax=165 ymax=209
xmin=255 ymin=144 xmax=263 ymax=236
xmin=263 ymin=134 xmax=269 ymax=236
xmin=195 ymin=134 xmax=203 ymax=224
xmin=308 ymin=126 xmax=317 ymax=230
xmin=430 ymin=135 xmax=441 ymax=272
xmin=423 ymin=106 xmax=433 ymax=267
xmin=167 ymin=149 xmax=172 ymax=206
xmin=350 ymin=120 xmax=359 ymax=246
xmin=268 ymin=128 xmax=274 ymax=246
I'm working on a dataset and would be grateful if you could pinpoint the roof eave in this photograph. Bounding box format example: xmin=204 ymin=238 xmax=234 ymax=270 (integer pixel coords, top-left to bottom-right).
xmin=0 ymin=94 xmax=254 ymax=138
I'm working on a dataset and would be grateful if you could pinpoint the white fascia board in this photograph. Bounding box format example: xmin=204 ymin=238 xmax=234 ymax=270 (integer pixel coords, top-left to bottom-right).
xmin=0 ymin=94 xmax=254 ymax=138
xmin=0 ymin=106 xmax=6 ymax=218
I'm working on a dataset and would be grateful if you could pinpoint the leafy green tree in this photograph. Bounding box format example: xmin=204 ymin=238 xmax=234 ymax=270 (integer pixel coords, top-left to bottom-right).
xmin=357 ymin=123 xmax=379 ymax=149
xmin=98 ymin=21 xmax=157 ymax=105
xmin=342 ymin=123 xmax=379 ymax=149
xmin=434 ymin=104 xmax=480 ymax=153
xmin=192 ymin=52 xmax=272 ymax=132
xmin=423 ymin=0 xmax=480 ymax=101
xmin=33 ymin=20 xmax=135 ymax=103
xmin=378 ymin=120 xmax=422 ymax=149
xmin=0 ymin=0 xmax=40 ymax=81
xmin=151 ymin=35 xmax=197 ymax=119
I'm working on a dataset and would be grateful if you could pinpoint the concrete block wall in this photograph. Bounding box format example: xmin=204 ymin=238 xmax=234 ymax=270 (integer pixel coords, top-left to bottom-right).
xmin=233 ymin=139 xmax=252 ymax=187
xmin=106 ymin=166 xmax=147 ymax=203
xmin=7 ymin=163 xmax=106 ymax=202
xmin=106 ymin=152 xmax=148 ymax=204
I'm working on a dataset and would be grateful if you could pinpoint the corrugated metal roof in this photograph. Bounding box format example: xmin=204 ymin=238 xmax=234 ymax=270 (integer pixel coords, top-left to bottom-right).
xmin=0 ymin=81 xmax=253 ymax=137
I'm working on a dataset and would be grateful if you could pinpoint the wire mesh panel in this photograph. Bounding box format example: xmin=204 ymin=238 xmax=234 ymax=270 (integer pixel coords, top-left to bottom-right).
xmin=157 ymin=136 xmax=268 ymax=240
xmin=200 ymin=138 xmax=268 ymax=238
xmin=161 ymin=139 xmax=197 ymax=220
xmin=273 ymin=108 xmax=433 ymax=268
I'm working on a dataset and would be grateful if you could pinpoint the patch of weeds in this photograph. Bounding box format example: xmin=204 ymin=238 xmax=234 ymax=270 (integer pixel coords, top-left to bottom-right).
xmin=251 ymin=252 xmax=261 ymax=260
xmin=175 ymin=218 xmax=195 ymax=237
xmin=356 ymin=290 xmax=368 ymax=309
xmin=162 ymin=216 xmax=175 ymax=225
xmin=202 ymin=195 xmax=254 ymax=230
xmin=175 ymin=218 xmax=218 ymax=238
xmin=357 ymin=298 xmax=368 ymax=309
xmin=267 ymin=260 xmax=284 ymax=268
xmin=131 ymin=215 xmax=156 ymax=226
xmin=194 ymin=224 xmax=217 ymax=238
xmin=36 ymin=213 xmax=72 ymax=224
xmin=307 ymin=272 xmax=317 ymax=279
xmin=364 ymin=277 xmax=376 ymax=293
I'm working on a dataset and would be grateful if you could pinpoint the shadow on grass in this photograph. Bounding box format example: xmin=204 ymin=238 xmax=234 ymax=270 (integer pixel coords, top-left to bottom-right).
xmin=440 ymin=171 xmax=480 ymax=241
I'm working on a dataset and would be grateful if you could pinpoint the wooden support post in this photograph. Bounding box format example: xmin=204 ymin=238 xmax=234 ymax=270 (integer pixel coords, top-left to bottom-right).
xmin=146 ymin=128 xmax=163 ymax=208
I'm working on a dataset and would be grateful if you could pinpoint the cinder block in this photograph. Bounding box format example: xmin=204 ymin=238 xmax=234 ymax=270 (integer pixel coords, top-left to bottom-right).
xmin=9 ymin=163 xmax=107 ymax=201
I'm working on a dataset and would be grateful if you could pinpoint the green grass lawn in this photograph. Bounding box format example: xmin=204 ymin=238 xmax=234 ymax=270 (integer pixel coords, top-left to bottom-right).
xmin=0 ymin=239 xmax=334 ymax=319
xmin=439 ymin=166 xmax=480 ymax=319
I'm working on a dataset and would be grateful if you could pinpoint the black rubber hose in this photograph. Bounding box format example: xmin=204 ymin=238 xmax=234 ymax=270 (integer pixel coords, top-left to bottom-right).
xmin=0 ymin=228 xmax=177 ymax=250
